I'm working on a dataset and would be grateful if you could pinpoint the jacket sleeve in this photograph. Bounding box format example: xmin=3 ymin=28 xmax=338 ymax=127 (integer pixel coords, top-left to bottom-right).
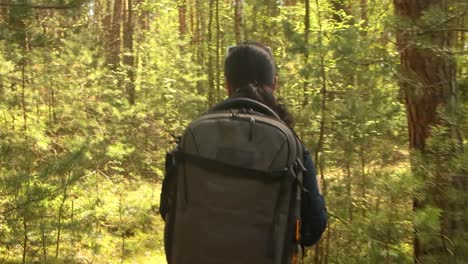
xmin=300 ymin=149 xmax=327 ymax=246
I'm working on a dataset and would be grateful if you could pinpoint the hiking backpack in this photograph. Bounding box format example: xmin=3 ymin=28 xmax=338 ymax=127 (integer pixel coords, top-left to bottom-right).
xmin=160 ymin=98 xmax=306 ymax=264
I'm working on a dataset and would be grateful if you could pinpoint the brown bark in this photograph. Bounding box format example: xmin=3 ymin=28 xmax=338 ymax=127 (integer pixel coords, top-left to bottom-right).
xmin=234 ymin=0 xmax=244 ymax=43
xmin=312 ymin=0 xmax=328 ymax=262
xmin=215 ymin=0 xmax=220 ymax=101
xmin=195 ymin=0 xmax=201 ymax=43
xmin=110 ymin=0 xmax=123 ymax=69
xmin=393 ymin=0 xmax=461 ymax=262
xmin=360 ymin=0 xmax=368 ymax=34
xmin=136 ymin=0 xmax=148 ymax=31
xmin=207 ymin=0 xmax=214 ymax=106
xmin=302 ymin=0 xmax=310 ymax=107
xmin=189 ymin=0 xmax=195 ymax=36
xmin=394 ymin=0 xmax=456 ymax=152
xmin=178 ymin=0 xmax=187 ymax=36
xmin=123 ymin=0 xmax=135 ymax=104
xmin=102 ymin=0 xmax=112 ymax=63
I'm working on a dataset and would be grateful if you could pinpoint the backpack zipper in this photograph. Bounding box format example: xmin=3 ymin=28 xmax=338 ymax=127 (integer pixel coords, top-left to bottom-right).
xmin=190 ymin=112 xmax=297 ymax=167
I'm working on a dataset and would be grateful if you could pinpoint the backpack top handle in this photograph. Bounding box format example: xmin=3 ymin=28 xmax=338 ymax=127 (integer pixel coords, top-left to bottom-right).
xmin=210 ymin=97 xmax=281 ymax=120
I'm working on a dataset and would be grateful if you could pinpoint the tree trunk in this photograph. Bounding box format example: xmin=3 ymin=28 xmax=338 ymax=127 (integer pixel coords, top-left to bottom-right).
xmin=136 ymin=0 xmax=148 ymax=31
xmin=178 ymin=0 xmax=187 ymax=36
xmin=207 ymin=0 xmax=214 ymax=106
xmin=234 ymin=0 xmax=244 ymax=44
xmin=101 ymin=0 xmax=112 ymax=62
xmin=123 ymin=0 xmax=135 ymax=104
xmin=110 ymin=0 xmax=123 ymax=69
xmin=312 ymin=0 xmax=327 ymax=262
xmin=393 ymin=0 xmax=461 ymax=262
xmin=215 ymin=0 xmax=220 ymax=102
xmin=360 ymin=0 xmax=368 ymax=34
xmin=302 ymin=0 xmax=310 ymax=106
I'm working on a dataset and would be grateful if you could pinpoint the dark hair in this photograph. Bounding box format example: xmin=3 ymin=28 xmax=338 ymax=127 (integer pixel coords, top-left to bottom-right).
xmin=224 ymin=42 xmax=294 ymax=127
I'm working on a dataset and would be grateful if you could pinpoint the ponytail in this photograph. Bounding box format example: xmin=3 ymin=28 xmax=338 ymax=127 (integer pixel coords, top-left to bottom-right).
xmin=233 ymin=84 xmax=294 ymax=127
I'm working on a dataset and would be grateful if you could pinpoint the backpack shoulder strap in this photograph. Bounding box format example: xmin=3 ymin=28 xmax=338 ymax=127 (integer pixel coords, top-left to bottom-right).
xmin=209 ymin=97 xmax=281 ymax=120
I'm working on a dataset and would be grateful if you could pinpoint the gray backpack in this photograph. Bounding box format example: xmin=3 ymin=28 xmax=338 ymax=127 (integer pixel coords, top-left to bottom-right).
xmin=160 ymin=98 xmax=305 ymax=264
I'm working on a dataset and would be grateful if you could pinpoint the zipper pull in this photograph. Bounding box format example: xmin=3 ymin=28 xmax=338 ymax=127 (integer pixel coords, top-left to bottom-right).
xmin=248 ymin=117 xmax=255 ymax=141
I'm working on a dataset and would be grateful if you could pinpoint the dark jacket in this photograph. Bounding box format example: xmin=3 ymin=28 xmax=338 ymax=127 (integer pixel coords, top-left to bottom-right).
xmin=300 ymin=149 xmax=327 ymax=246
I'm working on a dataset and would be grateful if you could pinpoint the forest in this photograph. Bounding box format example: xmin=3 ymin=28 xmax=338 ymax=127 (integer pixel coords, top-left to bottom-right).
xmin=0 ymin=0 xmax=467 ymax=263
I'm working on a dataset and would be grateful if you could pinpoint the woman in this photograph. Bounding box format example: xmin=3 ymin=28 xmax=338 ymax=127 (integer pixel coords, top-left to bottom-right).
xmin=161 ymin=42 xmax=327 ymax=264
xmin=224 ymin=42 xmax=327 ymax=246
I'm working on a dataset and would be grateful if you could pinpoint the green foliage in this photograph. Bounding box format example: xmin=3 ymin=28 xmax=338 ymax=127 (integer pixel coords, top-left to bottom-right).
xmin=0 ymin=0 xmax=466 ymax=263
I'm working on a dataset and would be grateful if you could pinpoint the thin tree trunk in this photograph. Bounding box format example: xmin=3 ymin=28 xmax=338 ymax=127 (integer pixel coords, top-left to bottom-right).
xmin=360 ymin=146 xmax=366 ymax=217
xmin=55 ymin=193 xmax=67 ymax=260
xmin=313 ymin=0 xmax=327 ymax=261
xmin=123 ymin=0 xmax=135 ymax=104
xmin=22 ymin=215 xmax=28 ymax=264
xmin=215 ymin=0 xmax=220 ymax=102
xmin=360 ymin=0 xmax=368 ymax=33
xmin=302 ymin=0 xmax=310 ymax=106
xmin=119 ymin=192 xmax=125 ymax=264
xmin=324 ymin=225 xmax=331 ymax=264
xmin=101 ymin=0 xmax=112 ymax=62
xmin=178 ymin=0 xmax=187 ymax=36
xmin=40 ymin=212 xmax=48 ymax=262
xmin=195 ymin=0 xmax=202 ymax=47
xmin=346 ymin=162 xmax=352 ymax=221
xmin=234 ymin=0 xmax=244 ymax=43
xmin=189 ymin=0 xmax=194 ymax=35
xmin=110 ymin=0 xmax=122 ymax=69
xmin=207 ymin=0 xmax=214 ymax=106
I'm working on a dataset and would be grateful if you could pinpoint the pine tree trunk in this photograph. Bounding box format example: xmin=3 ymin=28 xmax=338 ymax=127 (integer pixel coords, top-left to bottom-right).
xmin=302 ymin=0 xmax=310 ymax=106
xmin=215 ymin=0 xmax=220 ymax=102
xmin=207 ymin=0 xmax=214 ymax=106
xmin=360 ymin=0 xmax=368 ymax=34
xmin=393 ymin=0 xmax=461 ymax=262
xmin=110 ymin=0 xmax=123 ymax=69
xmin=102 ymin=0 xmax=112 ymax=62
xmin=234 ymin=0 xmax=244 ymax=44
xmin=178 ymin=0 xmax=187 ymax=36
xmin=123 ymin=0 xmax=135 ymax=104
xmin=313 ymin=0 xmax=327 ymax=262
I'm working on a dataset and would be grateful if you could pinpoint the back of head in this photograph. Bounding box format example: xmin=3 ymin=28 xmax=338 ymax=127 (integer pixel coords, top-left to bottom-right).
xmin=224 ymin=42 xmax=277 ymax=89
xmin=224 ymin=42 xmax=293 ymax=126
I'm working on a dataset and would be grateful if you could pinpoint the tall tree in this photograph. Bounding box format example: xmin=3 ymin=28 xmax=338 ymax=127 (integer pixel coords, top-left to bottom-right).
xmin=234 ymin=0 xmax=244 ymax=43
xmin=110 ymin=0 xmax=123 ymax=68
xmin=302 ymin=0 xmax=310 ymax=107
xmin=178 ymin=0 xmax=187 ymax=36
xmin=207 ymin=0 xmax=215 ymax=106
xmin=123 ymin=0 xmax=135 ymax=104
xmin=393 ymin=0 xmax=464 ymax=262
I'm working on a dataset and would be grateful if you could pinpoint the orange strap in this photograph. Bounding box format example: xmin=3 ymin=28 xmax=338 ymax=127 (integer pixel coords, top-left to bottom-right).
xmin=292 ymin=219 xmax=300 ymax=264
xmin=292 ymin=253 xmax=298 ymax=264
xmin=295 ymin=219 xmax=301 ymax=242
